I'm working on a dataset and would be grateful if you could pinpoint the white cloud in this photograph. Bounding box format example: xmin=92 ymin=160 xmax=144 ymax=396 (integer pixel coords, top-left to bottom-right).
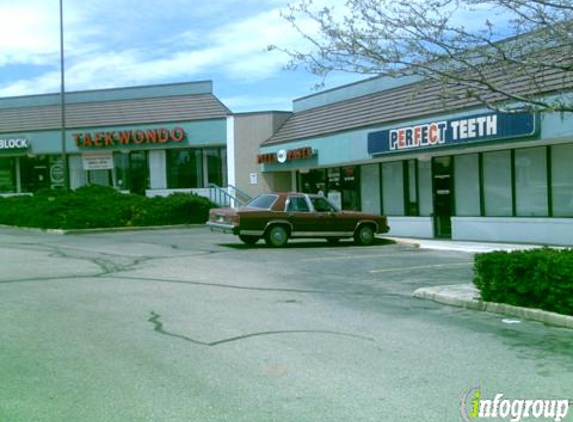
xmin=0 ymin=1 xmax=59 ymax=66
xmin=0 ymin=0 xmax=348 ymax=97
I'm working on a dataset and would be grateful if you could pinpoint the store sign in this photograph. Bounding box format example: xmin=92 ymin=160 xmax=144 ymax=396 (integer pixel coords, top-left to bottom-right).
xmin=82 ymin=152 xmax=114 ymax=170
xmin=74 ymin=127 xmax=186 ymax=148
xmin=50 ymin=156 xmax=65 ymax=188
xmin=0 ymin=138 xmax=29 ymax=150
xmin=367 ymin=112 xmax=536 ymax=156
xmin=257 ymin=147 xmax=314 ymax=164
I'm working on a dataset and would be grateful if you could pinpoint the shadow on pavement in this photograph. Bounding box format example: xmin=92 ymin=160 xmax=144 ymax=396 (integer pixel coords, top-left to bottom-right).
xmin=219 ymin=238 xmax=396 ymax=250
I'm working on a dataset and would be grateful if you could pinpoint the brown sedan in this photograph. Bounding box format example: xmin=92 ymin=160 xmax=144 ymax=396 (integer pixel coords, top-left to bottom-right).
xmin=207 ymin=192 xmax=389 ymax=247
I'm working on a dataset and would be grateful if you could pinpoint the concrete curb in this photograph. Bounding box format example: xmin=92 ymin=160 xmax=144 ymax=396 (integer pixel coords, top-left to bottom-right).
xmin=0 ymin=223 xmax=205 ymax=235
xmin=413 ymin=284 xmax=573 ymax=330
xmin=382 ymin=236 xmax=420 ymax=248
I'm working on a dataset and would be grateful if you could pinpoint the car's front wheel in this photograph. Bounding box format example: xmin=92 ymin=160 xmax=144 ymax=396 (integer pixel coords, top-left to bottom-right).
xmin=265 ymin=225 xmax=289 ymax=247
xmin=354 ymin=224 xmax=375 ymax=246
xmin=239 ymin=235 xmax=259 ymax=245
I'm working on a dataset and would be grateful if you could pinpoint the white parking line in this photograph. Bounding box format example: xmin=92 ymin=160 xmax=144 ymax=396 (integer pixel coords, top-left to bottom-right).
xmin=302 ymin=253 xmax=416 ymax=262
xmin=369 ymin=262 xmax=473 ymax=274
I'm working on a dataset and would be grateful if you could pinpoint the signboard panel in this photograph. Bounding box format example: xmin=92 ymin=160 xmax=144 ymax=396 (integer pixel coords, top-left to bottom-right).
xmin=82 ymin=152 xmax=114 ymax=170
xmin=74 ymin=127 xmax=186 ymax=149
xmin=0 ymin=138 xmax=29 ymax=150
xmin=367 ymin=112 xmax=536 ymax=156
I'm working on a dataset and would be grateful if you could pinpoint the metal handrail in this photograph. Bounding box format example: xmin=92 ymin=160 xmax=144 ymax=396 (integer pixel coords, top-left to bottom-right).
xmin=227 ymin=184 xmax=251 ymax=203
xmin=207 ymin=184 xmax=251 ymax=208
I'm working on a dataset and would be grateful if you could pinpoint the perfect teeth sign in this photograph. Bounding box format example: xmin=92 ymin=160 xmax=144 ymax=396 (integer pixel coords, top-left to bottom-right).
xmin=367 ymin=112 xmax=536 ymax=156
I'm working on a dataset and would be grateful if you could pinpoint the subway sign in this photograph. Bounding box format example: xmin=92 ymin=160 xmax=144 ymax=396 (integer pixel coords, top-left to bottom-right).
xmin=257 ymin=147 xmax=314 ymax=164
xmin=367 ymin=112 xmax=536 ymax=156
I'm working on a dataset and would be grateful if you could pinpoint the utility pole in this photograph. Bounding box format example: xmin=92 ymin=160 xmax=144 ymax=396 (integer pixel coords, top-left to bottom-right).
xmin=59 ymin=0 xmax=69 ymax=190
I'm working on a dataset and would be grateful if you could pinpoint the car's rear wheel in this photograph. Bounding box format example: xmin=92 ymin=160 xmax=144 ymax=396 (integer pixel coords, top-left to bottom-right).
xmin=239 ymin=235 xmax=259 ymax=245
xmin=354 ymin=224 xmax=375 ymax=246
xmin=265 ymin=225 xmax=289 ymax=247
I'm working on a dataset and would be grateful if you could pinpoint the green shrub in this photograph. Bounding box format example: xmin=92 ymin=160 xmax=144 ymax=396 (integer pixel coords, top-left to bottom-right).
xmin=473 ymin=248 xmax=573 ymax=316
xmin=0 ymin=185 xmax=215 ymax=230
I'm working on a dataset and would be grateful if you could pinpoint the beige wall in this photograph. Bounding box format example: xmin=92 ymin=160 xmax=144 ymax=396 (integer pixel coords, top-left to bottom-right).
xmin=233 ymin=112 xmax=292 ymax=197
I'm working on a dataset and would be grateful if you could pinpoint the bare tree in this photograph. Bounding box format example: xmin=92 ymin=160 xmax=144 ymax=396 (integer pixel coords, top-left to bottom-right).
xmin=271 ymin=0 xmax=573 ymax=112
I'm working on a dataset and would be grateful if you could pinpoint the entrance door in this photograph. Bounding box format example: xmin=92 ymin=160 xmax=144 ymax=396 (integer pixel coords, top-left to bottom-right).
xmin=432 ymin=156 xmax=454 ymax=238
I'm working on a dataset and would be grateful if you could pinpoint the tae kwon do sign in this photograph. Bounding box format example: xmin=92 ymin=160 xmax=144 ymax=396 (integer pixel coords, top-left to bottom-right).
xmin=74 ymin=127 xmax=186 ymax=148
xmin=367 ymin=112 xmax=536 ymax=156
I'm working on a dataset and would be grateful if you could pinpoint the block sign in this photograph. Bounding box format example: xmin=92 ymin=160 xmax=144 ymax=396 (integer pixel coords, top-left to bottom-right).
xmin=82 ymin=152 xmax=114 ymax=170
xmin=0 ymin=138 xmax=29 ymax=150
xmin=367 ymin=112 xmax=536 ymax=156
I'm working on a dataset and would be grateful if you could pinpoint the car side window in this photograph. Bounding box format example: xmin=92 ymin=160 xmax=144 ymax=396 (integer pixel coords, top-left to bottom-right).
xmin=311 ymin=197 xmax=335 ymax=212
xmin=286 ymin=197 xmax=310 ymax=212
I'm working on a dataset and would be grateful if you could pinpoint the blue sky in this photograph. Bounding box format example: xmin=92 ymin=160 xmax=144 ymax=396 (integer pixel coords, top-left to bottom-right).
xmin=0 ymin=0 xmax=364 ymax=112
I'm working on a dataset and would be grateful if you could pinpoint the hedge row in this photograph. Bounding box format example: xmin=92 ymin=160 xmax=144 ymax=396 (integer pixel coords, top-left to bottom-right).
xmin=0 ymin=185 xmax=215 ymax=229
xmin=473 ymin=248 xmax=573 ymax=316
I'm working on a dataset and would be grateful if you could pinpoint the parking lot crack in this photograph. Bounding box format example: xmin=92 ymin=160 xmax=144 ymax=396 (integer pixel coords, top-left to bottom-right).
xmin=147 ymin=311 xmax=378 ymax=347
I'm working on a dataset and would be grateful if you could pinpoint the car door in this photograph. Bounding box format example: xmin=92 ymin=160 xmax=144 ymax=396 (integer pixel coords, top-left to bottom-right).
xmin=285 ymin=195 xmax=314 ymax=234
xmin=308 ymin=196 xmax=345 ymax=234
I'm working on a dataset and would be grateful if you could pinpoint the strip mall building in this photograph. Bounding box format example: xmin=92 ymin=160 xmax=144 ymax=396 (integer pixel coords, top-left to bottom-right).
xmin=1 ymin=77 xmax=572 ymax=245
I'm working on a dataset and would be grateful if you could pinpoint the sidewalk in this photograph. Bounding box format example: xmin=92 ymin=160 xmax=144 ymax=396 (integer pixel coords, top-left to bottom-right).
xmin=385 ymin=236 xmax=550 ymax=253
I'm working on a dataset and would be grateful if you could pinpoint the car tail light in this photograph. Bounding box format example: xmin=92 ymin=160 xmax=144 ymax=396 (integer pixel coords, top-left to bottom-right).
xmin=232 ymin=214 xmax=240 ymax=226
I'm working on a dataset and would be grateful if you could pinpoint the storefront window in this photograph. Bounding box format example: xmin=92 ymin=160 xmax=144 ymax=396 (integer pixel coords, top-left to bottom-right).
xmin=326 ymin=168 xmax=342 ymax=209
xmin=552 ymin=144 xmax=573 ymax=217
xmin=405 ymin=160 xmax=418 ymax=215
xmin=0 ymin=157 xmax=16 ymax=193
xmin=360 ymin=164 xmax=380 ymax=214
xmin=20 ymin=155 xmax=50 ymax=193
xmin=341 ymin=166 xmax=360 ymax=211
xmin=483 ymin=151 xmax=513 ymax=216
xmin=300 ymin=169 xmax=326 ymax=194
xmin=381 ymin=161 xmax=405 ymax=215
xmin=167 ymin=149 xmax=203 ymax=189
xmin=454 ymin=154 xmax=481 ymax=216
xmin=48 ymin=156 xmax=65 ymax=189
xmin=88 ymin=170 xmax=111 ymax=186
xmin=69 ymin=155 xmax=87 ymax=189
xmin=299 ymin=167 xmax=359 ymax=210
xmin=204 ymin=148 xmax=226 ymax=187
xmin=114 ymin=151 xmax=149 ymax=195
xmin=515 ymin=147 xmax=548 ymax=217
xmin=418 ymin=160 xmax=433 ymax=216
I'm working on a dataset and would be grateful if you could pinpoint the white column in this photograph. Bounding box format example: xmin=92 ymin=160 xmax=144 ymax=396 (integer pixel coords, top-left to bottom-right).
xmin=149 ymin=150 xmax=166 ymax=189
xmin=226 ymin=115 xmax=235 ymax=187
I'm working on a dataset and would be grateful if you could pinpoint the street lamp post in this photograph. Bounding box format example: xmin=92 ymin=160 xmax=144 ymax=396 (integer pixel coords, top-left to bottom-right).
xmin=59 ymin=0 xmax=69 ymax=190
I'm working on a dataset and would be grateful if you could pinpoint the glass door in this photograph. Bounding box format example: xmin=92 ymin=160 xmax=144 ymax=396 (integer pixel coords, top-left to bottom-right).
xmin=432 ymin=156 xmax=454 ymax=238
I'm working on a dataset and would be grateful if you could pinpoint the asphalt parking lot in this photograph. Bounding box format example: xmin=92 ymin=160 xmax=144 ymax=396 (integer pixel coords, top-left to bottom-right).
xmin=1 ymin=226 xmax=572 ymax=422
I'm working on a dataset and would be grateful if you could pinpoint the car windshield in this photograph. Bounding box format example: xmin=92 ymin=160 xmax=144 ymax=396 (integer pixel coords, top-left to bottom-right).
xmin=310 ymin=196 xmax=338 ymax=212
xmin=246 ymin=194 xmax=279 ymax=209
